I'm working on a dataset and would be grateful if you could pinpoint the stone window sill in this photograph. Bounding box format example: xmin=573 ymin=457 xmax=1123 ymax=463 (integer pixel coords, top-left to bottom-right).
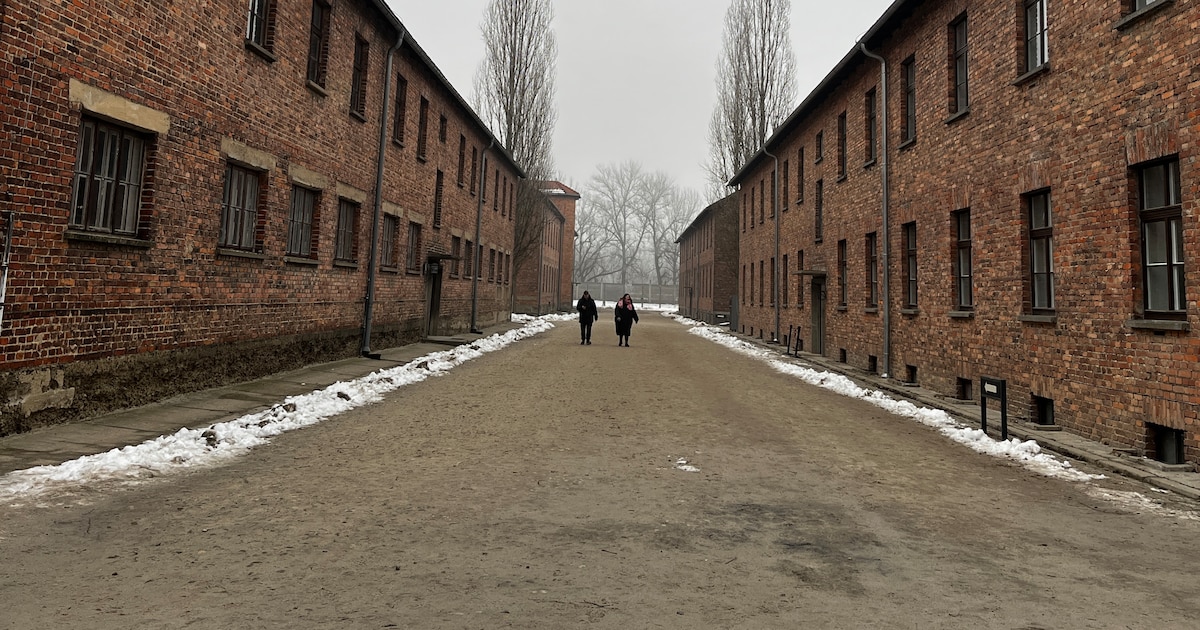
xmin=1018 ymin=314 xmax=1057 ymax=324
xmin=1013 ymin=64 xmax=1050 ymax=86
xmin=948 ymin=310 xmax=974 ymax=319
xmin=217 ymin=247 xmax=266 ymax=260
xmin=65 ymin=229 xmax=152 ymax=248
xmin=1115 ymin=0 xmax=1174 ymax=30
xmin=1126 ymin=318 xmax=1189 ymax=332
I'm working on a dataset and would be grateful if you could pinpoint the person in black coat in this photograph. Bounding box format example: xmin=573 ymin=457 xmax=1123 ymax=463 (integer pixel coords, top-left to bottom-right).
xmin=576 ymin=291 xmax=598 ymax=345
xmin=613 ymin=293 xmax=639 ymax=347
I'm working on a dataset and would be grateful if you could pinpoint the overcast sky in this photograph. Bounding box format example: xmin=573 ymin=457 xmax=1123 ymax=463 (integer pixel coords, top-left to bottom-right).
xmin=386 ymin=0 xmax=895 ymax=203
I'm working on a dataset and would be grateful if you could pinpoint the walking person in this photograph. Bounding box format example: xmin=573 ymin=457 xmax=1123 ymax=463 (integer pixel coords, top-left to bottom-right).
xmin=613 ymin=293 xmax=639 ymax=347
xmin=576 ymin=291 xmax=598 ymax=345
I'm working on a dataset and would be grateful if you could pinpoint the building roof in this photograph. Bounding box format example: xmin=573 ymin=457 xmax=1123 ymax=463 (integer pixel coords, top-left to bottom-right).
xmin=675 ymin=193 xmax=736 ymax=244
xmin=364 ymin=0 xmax=526 ymax=179
xmin=729 ymin=0 xmax=917 ymax=186
xmin=538 ymin=181 xmax=581 ymax=198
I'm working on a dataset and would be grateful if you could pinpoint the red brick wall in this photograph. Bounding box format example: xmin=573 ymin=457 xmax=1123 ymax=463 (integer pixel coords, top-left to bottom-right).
xmin=0 ymin=0 xmax=521 ymax=432
xmin=734 ymin=0 xmax=1199 ymax=460
xmin=678 ymin=194 xmax=737 ymax=323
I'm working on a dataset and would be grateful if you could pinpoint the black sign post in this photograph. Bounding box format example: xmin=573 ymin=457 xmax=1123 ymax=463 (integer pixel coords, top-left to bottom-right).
xmin=980 ymin=376 xmax=1008 ymax=441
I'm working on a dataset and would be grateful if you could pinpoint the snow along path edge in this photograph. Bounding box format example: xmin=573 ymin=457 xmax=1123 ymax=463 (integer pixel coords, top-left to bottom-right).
xmin=664 ymin=312 xmax=1105 ymax=484
xmin=0 ymin=317 xmax=557 ymax=505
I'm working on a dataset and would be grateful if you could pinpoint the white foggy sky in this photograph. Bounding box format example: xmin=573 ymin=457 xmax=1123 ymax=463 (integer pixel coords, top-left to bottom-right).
xmin=385 ymin=0 xmax=895 ymax=201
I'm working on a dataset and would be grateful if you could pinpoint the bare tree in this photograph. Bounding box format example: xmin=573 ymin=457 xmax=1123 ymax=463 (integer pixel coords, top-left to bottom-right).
xmin=638 ymin=174 xmax=700 ymax=287
xmin=589 ymin=161 xmax=650 ymax=287
xmin=705 ymin=0 xmax=797 ymax=198
xmin=572 ymin=194 xmax=617 ymax=283
xmin=474 ymin=0 xmax=558 ymax=278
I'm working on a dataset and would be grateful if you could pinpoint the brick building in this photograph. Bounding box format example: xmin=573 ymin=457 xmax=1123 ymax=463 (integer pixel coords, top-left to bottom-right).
xmin=542 ymin=182 xmax=579 ymax=312
xmin=0 ymin=0 xmax=522 ymax=435
xmin=676 ymin=194 xmax=738 ymax=325
xmin=513 ymin=186 xmax=567 ymax=315
xmin=731 ymin=0 xmax=1198 ymax=464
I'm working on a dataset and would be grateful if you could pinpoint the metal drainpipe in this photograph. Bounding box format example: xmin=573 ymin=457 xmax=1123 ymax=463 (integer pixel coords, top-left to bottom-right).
xmin=860 ymin=41 xmax=891 ymax=379
xmin=763 ymin=148 xmax=780 ymax=343
xmin=361 ymin=27 xmax=407 ymax=358
xmin=471 ymin=141 xmax=494 ymax=333
xmin=535 ymin=214 xmax=545 ymax=316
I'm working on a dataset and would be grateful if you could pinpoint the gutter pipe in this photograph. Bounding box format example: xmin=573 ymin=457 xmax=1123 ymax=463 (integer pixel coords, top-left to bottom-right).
xmin=859 ymin=41 xmax=891 ymax=379
xmin=361 ymin=27 xmax=407 ymax=358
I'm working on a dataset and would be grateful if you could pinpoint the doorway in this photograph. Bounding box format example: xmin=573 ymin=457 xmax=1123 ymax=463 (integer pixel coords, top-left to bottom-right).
xmin=810 ymin=277 xmax=826 ymax=356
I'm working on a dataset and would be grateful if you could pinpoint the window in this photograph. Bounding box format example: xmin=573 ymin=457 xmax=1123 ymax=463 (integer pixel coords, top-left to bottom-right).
xmin=953 ymin=209 xmax=973 ymax=309
xmin=245 ymin=0 xmax=277 ymax=54
xmin=1139 ymin=159 xmax=1185 ymax=317
xmin=749 ymin=187 xmax=755 ymax=229
xmin=470 ymin=147 xmax=478 ymax=195
xmin=903 ymin=222 xmax=918 ymax=308
xmin=782 ymin=254 xmax=789 ymax=305
xmin=464 ymin=239 xmax=474 ymax=279
xmin=1024 ymin=0 xmax=1048 ymax=73
xmin=797 ymin=250 xmax=804 ymax=307
xmin=286 ymin=186 xmax=317 ymax=257
xmin=438 ymin=114 xmax=447 ymax=143
xmin=759 ymin=179 xmax=766 ymax=222
xmin=758 ymin=260 xmax=764 ymax=306
xmin=381 ymin=214 xmax=399 ymax=268
xmin=864 ymin=89 xmax=877 ymax=164
xmin=814 ymin=179 xmax=824 ymax=242
xmin=742 ymin=195 xmax=747 ymax=232
xmin=837 ymin=239 xmax=848 ymax=306
xmin=1135 ymin=0 xmax=1162 ymax=10
xmin=836 ymin=112 xmax=847 ymax=178
xmin=335 ymin=199 xmax=358 ymax=262
xmin=770 ymin=257 xmax=776 ymax=306
xmin=481 ymin=159 xmax=488 ymax=203
xmin=392 ymin=74 xmax=407 ymax=144
xmin=488 ymin=249 xmax=496 ymax=282
xmin=1028 ymin=190 xmax=1054 ymax=312
xmin=797 ymin=147 xmax=805 ymax=203
xmin=900 ymin=57 xmax=916 ymax=143
xmin=493 ymin=169 xmax=499 ymax=212
xmin=769 ymin=173 xmax=776 ymax=218
xmin=417 ymin=97 xmax=429 ymax=159
xmin=406 ymin=222 xmax=422 ymax=272
xmin=782 ymin=160 xmax=790 ymax=211
xmin=866 ymin=232 xmax=878 ymax=307
xmin=219 ymin=163 xmax=262 ymax=251
xmin=433 ymin=170 xmax=444 ymax=228
xmin=815 ymin=131 xmax=824 ymax=162
xmin=749 ymin=264 xmax=755 ymax=305
xmin=350 ymin=35 xmax=369 ymax=118
xmin=450 ymin=235 xmax=461 ymax=276
xmin=950 ymin=15 xmax=969 ymax=114
xmin=306 ymin=0 xmax=330 ymax=88
xmin=457 ymin=135 xmax=466 ymax=186
xmin=69 ymin=117 xmax=148 ymax=236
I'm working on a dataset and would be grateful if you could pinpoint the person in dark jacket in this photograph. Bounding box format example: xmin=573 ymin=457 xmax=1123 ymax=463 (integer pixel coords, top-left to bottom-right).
xmin=613 ymin=293 xmax=639 ymax=347
xmin=576 ymin=291 xmax=598 ymax=345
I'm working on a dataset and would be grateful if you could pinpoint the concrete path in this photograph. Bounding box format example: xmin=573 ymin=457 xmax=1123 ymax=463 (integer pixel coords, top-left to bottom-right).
xmin=2 ymin=314 xmax=1198 ymax=504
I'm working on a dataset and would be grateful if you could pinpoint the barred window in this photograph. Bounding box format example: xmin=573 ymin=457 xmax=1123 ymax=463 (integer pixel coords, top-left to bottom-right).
xmin=219 ymin=163 xmax=262 ymax=251
xmin=69 ymin=117 xmax=147 ymax=236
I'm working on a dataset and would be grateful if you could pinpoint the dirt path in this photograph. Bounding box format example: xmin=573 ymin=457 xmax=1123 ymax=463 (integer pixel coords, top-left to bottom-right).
xmin=3 ymin=313 xmax=1200 ymax=629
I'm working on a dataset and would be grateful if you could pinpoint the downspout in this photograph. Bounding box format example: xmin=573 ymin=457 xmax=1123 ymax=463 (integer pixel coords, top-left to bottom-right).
xmin=471 ymin=141 xmax=494 ymax=333
xmin=860 ymin=41 xmax=891 ymax=378
xmin=362 ymin=26 xmax=408 ymax=358
xmin=763 ymin=148 xmax=780 ymax=343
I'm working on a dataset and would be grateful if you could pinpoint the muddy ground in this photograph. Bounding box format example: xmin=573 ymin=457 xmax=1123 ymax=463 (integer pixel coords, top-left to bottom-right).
xmin=2 ymin=313 xmax=1200 ymax=629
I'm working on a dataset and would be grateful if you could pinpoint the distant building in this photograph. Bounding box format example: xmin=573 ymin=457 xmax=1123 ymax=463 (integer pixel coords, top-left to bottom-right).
xmin=732 ymin=0 xmax=1198 ymax=464
xmin=676 ymin=195 xmax=738 ymax=325
xmin=513 ymin=182 xmax=579 ymax=314
xmin=0 ymin=0 xmax=522 ymax=435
